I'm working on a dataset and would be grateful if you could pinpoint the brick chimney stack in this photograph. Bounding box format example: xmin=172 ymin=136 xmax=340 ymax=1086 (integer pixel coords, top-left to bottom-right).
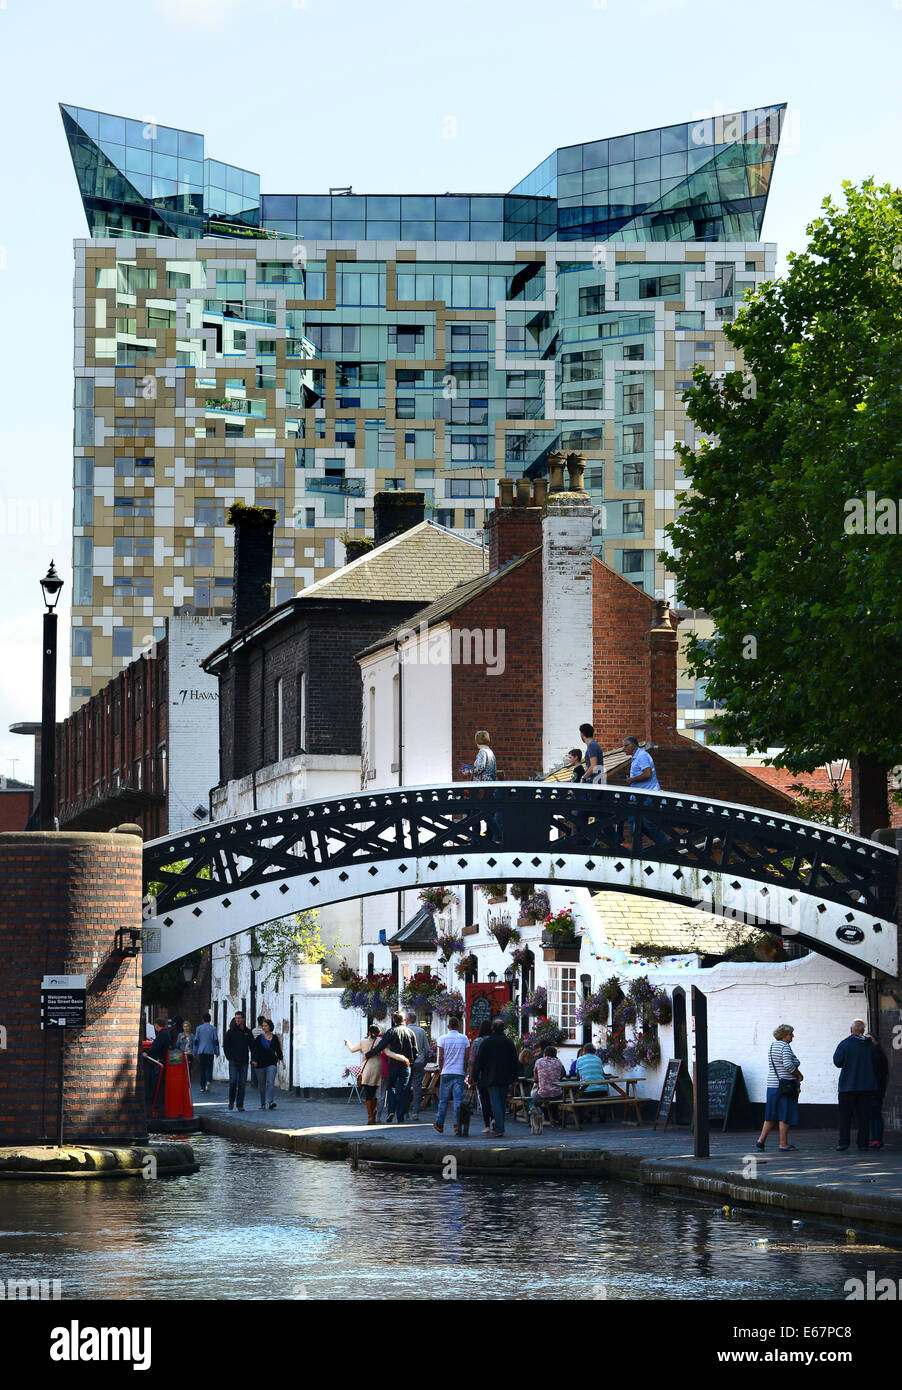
xmin=486 ymin=477 xmax=544 ymax=572
xmin=229 ymin=503 xmax=277 ymax=634
xmin=541 ymin=455 xmax=594 ymax=772
xmin=646 ymin=599 xmax=680 ymax=747
xmin=373 ymin=490 xmax=425 ymax=545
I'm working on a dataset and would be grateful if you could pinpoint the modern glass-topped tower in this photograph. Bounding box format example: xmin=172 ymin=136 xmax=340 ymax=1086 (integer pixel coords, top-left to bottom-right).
xmin=62 ymin=102 xmax=785 ymax=727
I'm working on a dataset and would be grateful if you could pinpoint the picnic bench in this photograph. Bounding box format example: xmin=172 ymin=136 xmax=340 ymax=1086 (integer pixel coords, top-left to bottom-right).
xmin=558 ymin=1076 xmax=644 ymax=1129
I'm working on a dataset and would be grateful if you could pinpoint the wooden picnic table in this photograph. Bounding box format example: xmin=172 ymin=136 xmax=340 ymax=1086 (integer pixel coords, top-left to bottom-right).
xmin=557 ymin=1075 xmax=645 ymax=1129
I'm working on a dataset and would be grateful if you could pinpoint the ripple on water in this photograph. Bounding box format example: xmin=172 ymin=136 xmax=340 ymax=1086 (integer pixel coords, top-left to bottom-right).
xmin=0 ymin=1135 xmax=900 ymax=1300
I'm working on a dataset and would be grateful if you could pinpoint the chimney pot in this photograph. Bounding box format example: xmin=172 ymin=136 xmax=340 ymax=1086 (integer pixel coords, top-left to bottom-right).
xmin=497 ymin=478 xmax=515 ymax=508
xmin=533 ymin=477 xmax=547 ymax=507
xmin=515 ymin=478 xmax=531 ymax=507
xmin=547 ymin=451 xmax=566 ymax=493
xmin=565 ymin=451 xmax=586 ymax=492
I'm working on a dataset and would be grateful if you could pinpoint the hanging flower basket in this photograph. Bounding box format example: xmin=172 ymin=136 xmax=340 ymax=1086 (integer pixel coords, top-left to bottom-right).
xmin=419 ymin=886 xmax=459 ymax=914
xmin=541 ymin=910 xmax=581 ymax=960
xmin=334 ymin=959 xmax=355 ymax=984
xmin=510 ymin=882 xmax=535 ymax=903
xmin=400 ymin=968 xmax=445 ymax=1013
xmin=510 ymin=945 xmax=534 ymax=969
xmin=477 ymin=881 xmax=508 ymax=904
xmin=575 ymin=990 xmax=609 ymax=1027
xmin=454 ymin=953 xmax=477 ymax=980
xmin=525 ymin=891 xmax=550 ymax=921
xmin=519 ymin=985 xmax=547 ymax=1018
xmin=339 ymin=971 xmax=396 ymax=1019
xmin=432 ymin=988 xmax=466 ymax=1019
xmin=599 ymin=975 xmax=624 ymax=1003
xmin=600 ymin=1030 xmax=627 ymax=1068
xmin=523 ymin=1016 xmax=568 ymax=1051
xmin=489 ymin=922 xmax=521 ymax=952
xmin=437 ymin=932 xmax=466 ymax=965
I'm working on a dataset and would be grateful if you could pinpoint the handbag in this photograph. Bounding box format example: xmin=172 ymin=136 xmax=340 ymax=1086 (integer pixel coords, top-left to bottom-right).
xmin=771 ymin=1045 xmax=800 ymax=1099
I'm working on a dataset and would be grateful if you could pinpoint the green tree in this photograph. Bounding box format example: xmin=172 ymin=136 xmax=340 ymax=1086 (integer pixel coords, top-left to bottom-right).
xmin=665 ymin=180 xmax=902 ymax=786
xmin=786 ymin=783 xmax=853 ymax=831
xmin=253 ymin=910 xmax=349 ymax=988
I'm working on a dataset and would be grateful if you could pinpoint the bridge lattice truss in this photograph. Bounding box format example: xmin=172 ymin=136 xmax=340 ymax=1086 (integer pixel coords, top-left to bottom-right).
xmin=144 ymin=784 xmax=897 ymax=940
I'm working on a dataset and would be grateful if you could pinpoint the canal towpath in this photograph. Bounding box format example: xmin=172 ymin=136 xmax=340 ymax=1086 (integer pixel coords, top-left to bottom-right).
xmin=186 ymin=1083 xmax=902 ymax=1236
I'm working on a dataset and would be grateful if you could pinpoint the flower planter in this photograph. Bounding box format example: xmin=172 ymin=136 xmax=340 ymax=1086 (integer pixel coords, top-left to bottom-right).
xmin=541 ymin=930 xmax=581 ymax=963
xmin=487 ymin=895 xmax=507 ymax=904
xmin=517 ymin=914 xmax=537 ymax=927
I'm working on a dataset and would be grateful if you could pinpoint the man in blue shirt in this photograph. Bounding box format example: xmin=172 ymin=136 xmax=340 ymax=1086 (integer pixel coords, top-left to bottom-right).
xmin=833 ymin=1020 xmax=880 ymax=1151
xmin=623 ymin=735 xmax=670 ymax=847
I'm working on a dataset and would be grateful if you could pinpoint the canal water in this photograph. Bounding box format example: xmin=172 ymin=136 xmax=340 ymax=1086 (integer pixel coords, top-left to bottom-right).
xmin=1 ymin=1135 xmax=900 ymax=1300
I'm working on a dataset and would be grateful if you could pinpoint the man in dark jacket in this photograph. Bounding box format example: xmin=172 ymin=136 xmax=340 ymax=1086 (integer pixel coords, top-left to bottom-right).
xmin=472 ymin=1017 xmax=520 ymax=1136
xmin=833 ymin=1020 xmax=879 ymax=1151
xmin=368 ymin=1012 xmax=419 ymax=1123
xmin=144 ymin=1018 xmax=171 ymax=1109
xmin=223 ymin=1012 xmax=254 ymax=1112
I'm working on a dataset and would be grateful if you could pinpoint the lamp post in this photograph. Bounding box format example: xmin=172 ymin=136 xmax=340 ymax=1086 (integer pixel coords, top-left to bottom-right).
xmin=39 ymin=561 xmax=64 ymax=831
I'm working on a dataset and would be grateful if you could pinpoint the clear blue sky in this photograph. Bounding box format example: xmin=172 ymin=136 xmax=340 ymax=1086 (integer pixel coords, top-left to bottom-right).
xmin=0 ymin=0 xmax=899 ymax=783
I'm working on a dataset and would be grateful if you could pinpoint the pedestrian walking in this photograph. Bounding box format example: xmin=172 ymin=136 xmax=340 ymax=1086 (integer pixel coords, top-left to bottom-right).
xmin=622 ymin=735 xmax=669 ymax=846
xmin=756 ymin=1024 xmax=803 ymax=1152
xmin=194 ymin=1012 xmax=220 ymax=1092
xmin=249 ymin=1014 xmax=267 ymax=1091
xmin=405 ymin=1011 xmax=430 ymax=1120
xmin=833 ymin=1020 xmax=880 ymax=1152
xmin=579 ymin=723 xmax=606 ymax=784
xmin=865 ymin=1032 xmax=889 ymax=1149
xmin=251 ymin=1018 xmax=283 ymax=1110
xmin=368 ymin=1012 xmax=419 ymax=1123
xmin=567 ymin=749 xmax=585 ymax=783
xmin=223 ymin=1011 xmax=254 ymax=1112
xmin=432 ymin=1015 xmax=470 ymax=1135
xmin=345 ymin=1025 xmax=383 ymax=1124
xmin=176 ymin=1020 xmax=196 ymax=1082
xmin=465 ymin=729 xmax=500 ymax=838
xmin=471 ymin=1017 xmax=520 ymax=1137
xmin=467 ymin=1020 xmax=494 ymax=1133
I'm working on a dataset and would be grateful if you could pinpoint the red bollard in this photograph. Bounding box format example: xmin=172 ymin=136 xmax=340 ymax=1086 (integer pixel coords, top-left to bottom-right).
xmin=162 ymin=1047 xmax=194 ymax=1119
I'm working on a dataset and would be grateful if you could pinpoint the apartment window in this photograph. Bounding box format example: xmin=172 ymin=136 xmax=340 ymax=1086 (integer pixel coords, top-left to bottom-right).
xmin=271 ymin=581 xmax=295 ymax=606
xmin=387 ymin=325 xmax=424 ymax=352
xmin=437 ymin=508 xmax=455 ymax=528
xmin=623 ymin=344 xmax=644 ymax=360
xmin=296 ymin=672 xmax=307 ymax=752
xmin=354 ymin=508 xmax=365 ymax=527
xmin=623 ymin=502 xmax=644 ymax=533
xmin=255 ymin=460 xmax=284 ymax=488
xmin=622 ymin=382 xmax=645 ymax=414
xmin=114 ymin=537 xmax=154 ymax=558
xmin=195 ymin=500 xmax=225 ymax=527
xmin=113 ymin=628 xmax=133 ymax=658
xmin=622 ymin=423 xmax=645 ymax=455
xmin=274 ymin=540 xmax=295 ymax=559
xmin=446 ymin=479 xmax=484 ymax=497
xmin=114 ymin=496 xmax=153 ymax=518
xmin=305 ymin=324 xmax=360 ymax=352
xmin=621 ymin=550 xmax=644 ymax=574
xmin=385 ymin=478 xmax=405 ymax=491
xmin=579 ymin=286 xmax=604 ymax=316
xmin=305 ymin=508 xmax=316 ymax=528
xmin=184 ymin=539 xmax=215 ymax=567
xmin=546 ymin=965 xmax=578 ymax=1042
xmin=135 ymin=456 xmax=154 ymax=475
xmin=196 ymin=458 xmax=234 ymax=482
xmin=449 ymin=434 xmax=489 ymax=462
xmin=72 ymin=628 xmax=92 ymax=658
xmin=449 ymin=324 xmax=489 ymax=352
xmin=463 ymin=509 xmax=476 ymax=529
xmin=639 ymin=273 xmax=681 ymax=299
xmin=622 ymin=462 xmax=645 ymax=489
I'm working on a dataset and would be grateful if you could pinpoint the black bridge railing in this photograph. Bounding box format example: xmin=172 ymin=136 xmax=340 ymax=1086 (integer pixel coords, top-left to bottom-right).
xmin=143 ymin=783 xmax=898 ymax=925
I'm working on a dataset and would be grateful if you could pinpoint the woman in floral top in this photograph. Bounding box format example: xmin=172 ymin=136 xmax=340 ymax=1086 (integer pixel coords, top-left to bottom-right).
xmin=530 ymin=1045 xmax=566 ymax=1126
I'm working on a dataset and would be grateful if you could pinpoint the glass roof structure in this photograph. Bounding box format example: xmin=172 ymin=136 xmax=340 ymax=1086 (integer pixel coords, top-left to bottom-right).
xmin=62 ymin=102 xmax=785 ymax=243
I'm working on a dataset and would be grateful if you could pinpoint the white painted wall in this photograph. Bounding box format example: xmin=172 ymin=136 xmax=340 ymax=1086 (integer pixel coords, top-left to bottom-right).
xmin=542 ymin=498 xmax=594 ymax=773
xmin=166 ymin=616 xmax=230 ymax=833
xmin=360 ymin=628 xmax=452 ymax=791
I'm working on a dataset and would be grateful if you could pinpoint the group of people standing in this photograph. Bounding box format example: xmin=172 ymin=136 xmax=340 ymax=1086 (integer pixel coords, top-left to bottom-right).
xmin=222 ymin=1012 xmax=284 ymax=1111
xmin=345 ymin=1011 xmax=430 ymax=1124
xmin=757 ymin=1019 xmax=889 ymax=1153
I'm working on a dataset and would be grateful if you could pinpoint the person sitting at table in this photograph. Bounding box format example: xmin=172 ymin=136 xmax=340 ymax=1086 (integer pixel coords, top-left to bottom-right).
xmin=531 ymin=1045 xmax=566 ymax=1125
xmin=518 ymin=1046 xmax=536 ymax=1080
xmin=574 ymin=1042 xmax=610 ymax=1119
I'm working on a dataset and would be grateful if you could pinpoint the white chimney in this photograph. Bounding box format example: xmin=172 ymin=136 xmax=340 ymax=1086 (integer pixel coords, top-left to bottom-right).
xmin=541 ymin=454 xmax=594 ymax=773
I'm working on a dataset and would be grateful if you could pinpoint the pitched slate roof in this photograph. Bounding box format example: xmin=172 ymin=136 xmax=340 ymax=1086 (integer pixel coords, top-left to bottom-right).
xmin=386 ymin=905 xmax=438 ymax=950
xmin=357 ymin=548 xmax=539 ymax=659
xmin=298 ymin=520 xmax=486 ymax=603
xmin=592 ymin=892 xmax=752 ymax=957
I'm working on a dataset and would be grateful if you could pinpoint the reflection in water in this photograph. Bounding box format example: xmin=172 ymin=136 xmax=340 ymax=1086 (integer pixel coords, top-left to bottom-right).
xmin=0 ymin=1136 xmax=900 ymax=1301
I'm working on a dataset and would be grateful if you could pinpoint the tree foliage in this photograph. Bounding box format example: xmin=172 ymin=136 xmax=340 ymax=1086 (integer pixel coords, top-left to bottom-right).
xmin=665 ymin=180 xmax=902 ymax=769
xmin=254 ymin=910 xmax=349 ymax=988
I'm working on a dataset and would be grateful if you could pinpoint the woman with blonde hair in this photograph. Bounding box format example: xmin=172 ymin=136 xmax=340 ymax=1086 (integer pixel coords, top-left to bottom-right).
xmin=756 ymin=1023 xmax=803 ymax=1152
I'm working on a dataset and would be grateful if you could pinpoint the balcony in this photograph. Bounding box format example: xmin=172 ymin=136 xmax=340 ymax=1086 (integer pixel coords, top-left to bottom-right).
xmin=305 ymin=477 xmax=365 ymax=497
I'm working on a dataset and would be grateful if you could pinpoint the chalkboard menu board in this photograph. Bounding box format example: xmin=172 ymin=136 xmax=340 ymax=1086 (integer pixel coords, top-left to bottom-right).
xmin=707 ymin=1060 xmax=746 ymax=1132
xmin=654 ymin=1059 xmax=682 ymax=1130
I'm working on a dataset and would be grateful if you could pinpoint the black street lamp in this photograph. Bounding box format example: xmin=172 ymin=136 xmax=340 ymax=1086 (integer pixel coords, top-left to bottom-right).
xmin=181 ymin=959 xmax=197 ymax=986
xmin=487 ymin=970 xmax=497 ymax=984
xmin=39 ymin=561 xmax=63 ymax=831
